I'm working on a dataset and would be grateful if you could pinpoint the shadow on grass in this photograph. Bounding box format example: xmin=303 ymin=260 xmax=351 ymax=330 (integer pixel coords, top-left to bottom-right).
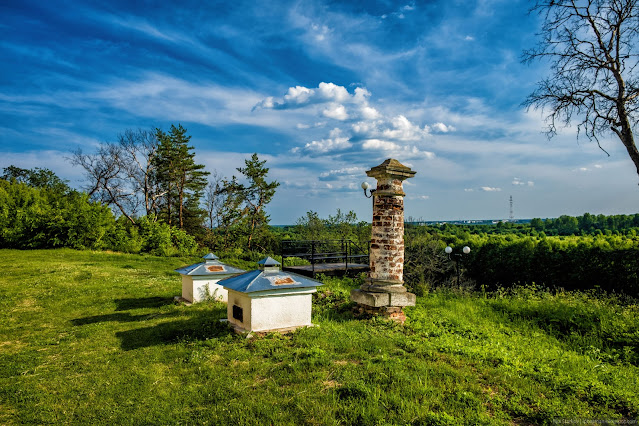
xmin=115 ymin=308 xmax=231 ymax=350
xmin=70 ymin=311 xmax=179 ymax=326
xmin=114 ymin=296 xmax=174 ymax=311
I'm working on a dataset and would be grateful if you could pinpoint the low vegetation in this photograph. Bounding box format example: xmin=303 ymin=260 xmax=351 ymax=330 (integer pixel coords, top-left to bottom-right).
xmin=1 ymin=249 xmax=637 ymax=424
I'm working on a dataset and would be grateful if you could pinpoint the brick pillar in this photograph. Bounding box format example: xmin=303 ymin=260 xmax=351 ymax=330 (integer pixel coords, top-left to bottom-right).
xmin=351 ymin=159 xmax=416 ymax=321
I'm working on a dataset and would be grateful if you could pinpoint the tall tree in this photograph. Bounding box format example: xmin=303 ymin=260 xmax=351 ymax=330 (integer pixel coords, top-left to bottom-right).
xmin=153 ymin=124 xmax=209 ymax=232
xmin=236 ymin=153 xmax=280 ymax=250
xmin=211 ymin=154 xmax=279 ymax=251
xmin=216 ymin=175 xmax=246 ymax=249
xmin=523 ymin=0 xmax=639 ymax=178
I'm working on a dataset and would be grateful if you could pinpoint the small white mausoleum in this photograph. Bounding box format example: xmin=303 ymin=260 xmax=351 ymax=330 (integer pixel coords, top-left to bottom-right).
xmin=219 ymin=257 xmax=323 ymax=333
xmin=175 ymin=253 xmax=245 ymax=303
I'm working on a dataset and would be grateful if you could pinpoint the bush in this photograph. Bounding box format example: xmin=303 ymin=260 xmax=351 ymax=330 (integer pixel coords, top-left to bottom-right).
xmin=0 ymin=179 xmax=114 ymax=250
xmin=405 ymin=228 xmax=639 ymax=297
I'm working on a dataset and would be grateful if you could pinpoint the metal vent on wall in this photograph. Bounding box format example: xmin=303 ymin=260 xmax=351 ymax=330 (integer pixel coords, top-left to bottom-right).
xmin=232 ymin=305 xmax=243 ymax=322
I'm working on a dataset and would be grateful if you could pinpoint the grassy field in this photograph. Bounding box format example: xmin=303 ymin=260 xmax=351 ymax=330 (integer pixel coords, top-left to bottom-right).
xmin=1 ymin=249 xmax=638 ymax=425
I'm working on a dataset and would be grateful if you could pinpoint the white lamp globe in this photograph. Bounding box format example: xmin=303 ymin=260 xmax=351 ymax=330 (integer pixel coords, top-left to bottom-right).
xmin=445 ymin=246 xmax=453 ymax=254
xmin=361 ymin=182 xmax=370 ymax=190
xmin=463 ymin=246 xmax=471 ymax=254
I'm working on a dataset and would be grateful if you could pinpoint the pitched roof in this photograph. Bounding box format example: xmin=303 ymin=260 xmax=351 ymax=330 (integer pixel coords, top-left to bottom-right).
xmin=175 ymin=254 xmax=245 ymax=277
xmin=220 ymin=268 xmax=322 ymax=293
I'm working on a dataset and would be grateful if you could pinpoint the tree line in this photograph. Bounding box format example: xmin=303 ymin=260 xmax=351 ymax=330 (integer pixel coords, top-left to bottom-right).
xmin=1 ymin=125 xmax=280 ymax=255
xmin=404 ymin=224 xmax=639 ymax=298
xmin=69 ymin=125 xmax=279 ymax=252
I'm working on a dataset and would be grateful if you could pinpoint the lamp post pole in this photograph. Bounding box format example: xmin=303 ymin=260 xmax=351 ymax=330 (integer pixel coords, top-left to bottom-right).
xmin=445 ymin=246 xmax=471 ymax=287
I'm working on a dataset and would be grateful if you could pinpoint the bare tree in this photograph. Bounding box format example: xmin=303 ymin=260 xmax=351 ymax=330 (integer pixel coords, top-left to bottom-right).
xmin=117 ymin=129 xmax=164 ymax=218
xmin=523 ymin=0 xmax=639 ymax=177
xmin=70 ymin=129 xmax=163 ymax=224
xmin=203 ymin=171 xmax=224 ymax=229
xmin=70 ymin=143 xmax=137 ymax=224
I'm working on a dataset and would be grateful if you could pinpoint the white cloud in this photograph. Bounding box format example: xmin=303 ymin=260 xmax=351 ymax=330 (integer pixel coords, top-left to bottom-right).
xmin=361 ymin=139 xmax=434 ymax=159
xmin=322 ymin=104 xmax=349 ymax=120
xmin=295 ymin=128 xmax=352 ymax=155
xmin=512 ymin=177 xmax=536 ymax=187
xmin=254 ymin=82 xmax=360 ymax=111
xmin=361 ymin=106 xmax=381 ymax=120
xmin=353 ymin=87 xmax=371 ymax=103
xmin=255 ymin=83 xmax=444 ymax=162
xmin=464 ymin=188 xmax=474 ymax=192
xmin=382 ymin=115 xmax=429 ymax=141
xmin=319 ymin=166 xmax=364 ymax=179
xmin=317 ymin=82 xmax=350 ymax=102
xmin=431 ymin=122 xmax=455 ymax=133
xmin=284 ymin=86 xmax=315 ymax=105
xmin=362 ymin=139 xmax=399 ymax=151
xmin=481 ymin=187 xmax=502 ymax=192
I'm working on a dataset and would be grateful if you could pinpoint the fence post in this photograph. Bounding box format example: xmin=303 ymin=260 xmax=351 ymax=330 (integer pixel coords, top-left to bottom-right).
xmin=344 ymin=240 xmax=349 ymax=272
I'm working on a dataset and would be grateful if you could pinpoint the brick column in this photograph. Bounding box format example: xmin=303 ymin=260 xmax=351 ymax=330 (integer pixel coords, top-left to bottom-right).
xmin=351 ymin=159 xmax=416 ymax=321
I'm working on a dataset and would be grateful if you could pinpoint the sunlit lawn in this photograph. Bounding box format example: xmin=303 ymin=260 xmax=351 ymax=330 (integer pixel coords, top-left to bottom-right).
xmin=1 ymin=249 xmax=637 ymax=425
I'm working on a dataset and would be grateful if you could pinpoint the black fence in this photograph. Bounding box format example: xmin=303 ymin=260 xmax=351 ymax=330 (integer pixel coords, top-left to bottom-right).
xmin=280 ymin=239 xmax=369 ymax=275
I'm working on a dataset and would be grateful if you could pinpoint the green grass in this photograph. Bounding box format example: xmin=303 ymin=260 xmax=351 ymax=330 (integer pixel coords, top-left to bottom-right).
xmin=1 ymin=249 xmax=638 ymax=425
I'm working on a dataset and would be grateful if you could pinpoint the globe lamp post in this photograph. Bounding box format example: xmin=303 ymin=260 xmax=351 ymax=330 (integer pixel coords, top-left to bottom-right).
xmin=445 ymin=245 xmax=471 ymax=287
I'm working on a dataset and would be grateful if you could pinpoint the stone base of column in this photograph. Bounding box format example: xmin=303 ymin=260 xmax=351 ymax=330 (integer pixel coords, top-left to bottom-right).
xmin=352 ymin=304 xmax=408 ymax=323
xmin=350 ymin=288 xmax=416 ymax=307
xmin=350 ymin=283 xmax=416 ymax=324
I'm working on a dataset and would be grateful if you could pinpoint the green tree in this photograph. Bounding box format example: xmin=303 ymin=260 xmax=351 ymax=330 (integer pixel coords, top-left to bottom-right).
xmin=153 ymin=124 xmax=209 ymax=233
xmin=0 ymin=174 xmax=113 ymax=249
xmin=1 ymin=166 xmax=70 ymax=193
xmin=530 ymin=217 xmax=545 ymax=231
xmin=216 ymin=176 xmax=245 ymax=250
xmin=236 ymin=153 xmax=280 ymax=250
xmin=294 ymin=211 xmax=326 ymax=241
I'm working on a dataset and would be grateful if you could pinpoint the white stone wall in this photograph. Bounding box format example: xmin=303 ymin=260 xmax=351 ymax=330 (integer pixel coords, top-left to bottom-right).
xmin=182 ymin=276 xmax=228 ymax=303
xmin=226 ymin=290 xmax=314 ymax=332
xmin=251 ymin=294 xmax=312 ymax=332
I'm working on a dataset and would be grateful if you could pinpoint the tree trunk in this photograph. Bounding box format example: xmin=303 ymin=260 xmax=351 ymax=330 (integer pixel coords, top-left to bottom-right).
xmin=612 ymin=106 xmax=639 ymax=178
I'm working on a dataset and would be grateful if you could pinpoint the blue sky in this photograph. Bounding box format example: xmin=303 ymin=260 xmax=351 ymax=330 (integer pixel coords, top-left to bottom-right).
xmin=1 ymin=0 xmax=638 ymax=224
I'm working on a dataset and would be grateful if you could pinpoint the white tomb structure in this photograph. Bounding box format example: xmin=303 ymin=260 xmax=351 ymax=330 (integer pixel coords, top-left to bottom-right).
xmin=219 ymin=257 xmax=323 ymax=333
xmin=174 ymin=253 xmax=245 ymax=303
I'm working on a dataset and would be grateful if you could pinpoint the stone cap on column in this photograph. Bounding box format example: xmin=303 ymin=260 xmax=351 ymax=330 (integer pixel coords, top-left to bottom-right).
xmin=366 ymin=159 xmax=416 ymax=180
xmin=366 ymin=159 xmax=416 ymax=196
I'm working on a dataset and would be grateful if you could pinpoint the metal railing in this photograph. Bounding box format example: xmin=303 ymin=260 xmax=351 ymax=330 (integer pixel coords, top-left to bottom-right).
xmin=280 ymin=239 xmax=369 ymax=275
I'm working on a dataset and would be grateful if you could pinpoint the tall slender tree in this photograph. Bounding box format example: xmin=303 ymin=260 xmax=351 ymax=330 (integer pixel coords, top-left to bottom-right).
xmin=236 ymin=153 xmax=280 ymax=250
xmin=153 ymin=124 xmax=209 ymax=232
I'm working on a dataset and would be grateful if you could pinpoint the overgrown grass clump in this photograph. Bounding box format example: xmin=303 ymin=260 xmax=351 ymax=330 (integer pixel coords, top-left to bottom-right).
xmin=1 ymin=249 xmax=637 ymax=424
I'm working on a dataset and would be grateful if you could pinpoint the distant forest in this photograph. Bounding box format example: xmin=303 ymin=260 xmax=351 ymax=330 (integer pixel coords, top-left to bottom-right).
xmin=417 ymin=213 xmax=639 ymax=237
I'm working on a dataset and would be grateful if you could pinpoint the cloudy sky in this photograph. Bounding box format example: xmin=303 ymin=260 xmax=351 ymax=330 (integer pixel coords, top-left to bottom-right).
xmin=1 ymin=0 xmax=638 ymax=224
